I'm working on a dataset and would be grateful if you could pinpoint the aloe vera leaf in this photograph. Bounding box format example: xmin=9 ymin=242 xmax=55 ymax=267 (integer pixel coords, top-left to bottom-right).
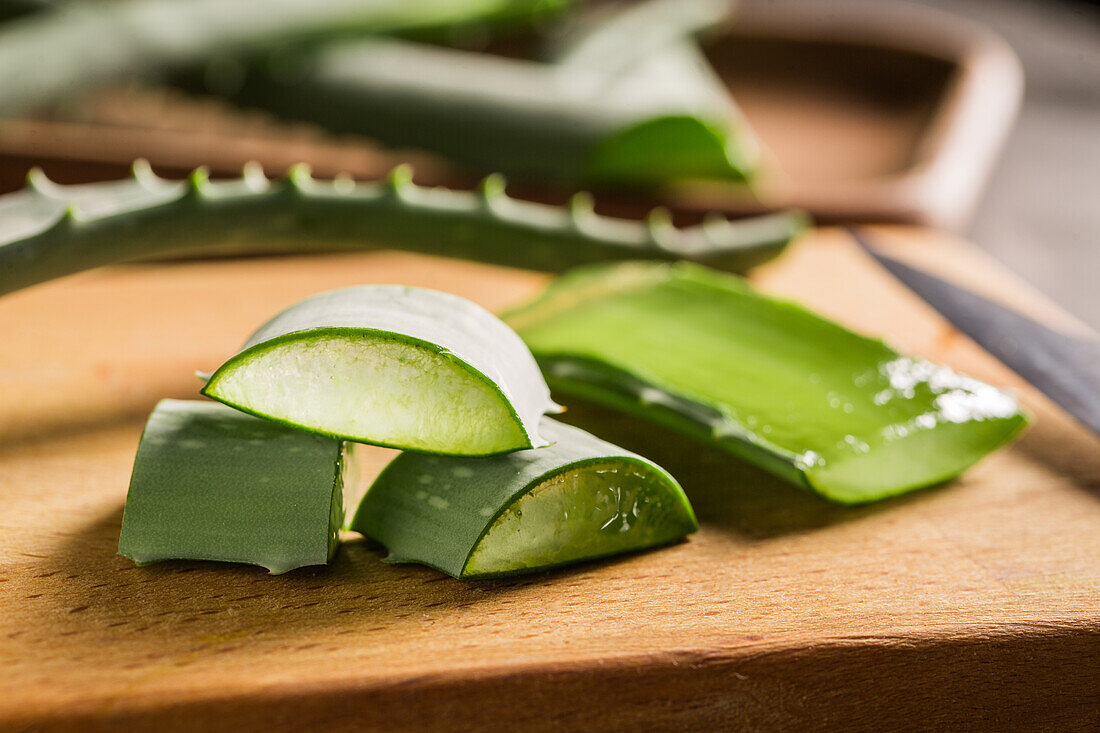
xmin=505 ymin=262 xmax=1030 ymax=504
xmin=350 ymin=418 xmax=697 ymax=579
xmin=117 ymin=399 xmax=347 ymax=574
xmin=0 ymin=163 xmax=804 ymax=298
xmin=548 ymin=0 xmax=728 ymax=77
xmin=549 ymin=0 xmax=759 ymax=182
xmin=178 ymin=0 xmax=756 ymax=185
xmin=202 ymin=284 xmax=560 ymax=456
xmin=0 ymin=0 xmax=562 ymax=115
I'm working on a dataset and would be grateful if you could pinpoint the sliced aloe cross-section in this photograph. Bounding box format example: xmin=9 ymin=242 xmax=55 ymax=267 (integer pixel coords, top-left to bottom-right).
xmin=350 ymin=418 xmax=697 ymax=578
xmin=203 ymin=285 xmax=560 ymax=456
xmin=118 ymin=399 xmax=348 ymax=574
xmin=505 ymin=262 xmax=1029 ymax=504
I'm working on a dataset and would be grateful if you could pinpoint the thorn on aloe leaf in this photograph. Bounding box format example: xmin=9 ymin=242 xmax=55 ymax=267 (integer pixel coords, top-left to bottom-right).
xmin=333 ymin=172 xmax=355 ymax=194
xmin=241 ymin=161 xmax=268 ymax=191
xmin=286 ymin=163 xmax=314 ymax=190
xmin=477 ymin=173 xmax=507 ymax=205
xmin=185 ymin=167 xmax=211 ymax=198
xmin=568 ymin=191 xmax=596 ymax=227
xmin=646 ymin=206 xmax=675 ymax=246
xmin=24 ymin=167 xmax=51 ymax=195
xmin=131 ymin=159 xmax=158 ymax=187
xmin=386 ymin=164 xmax=414 ymax=196
xmin=55 ymin=204 xmax=80 ymax=229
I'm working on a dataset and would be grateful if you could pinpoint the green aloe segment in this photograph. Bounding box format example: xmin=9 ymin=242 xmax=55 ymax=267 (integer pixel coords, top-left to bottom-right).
xmin=505 ymin=262 xmax=1029 ymax=504
xmin=118 ymin=399 xmax=347 ymax=574
xmin=203 ymin=285 xmax=559 ymax=456
xmin=0 ymin=163 xmax=803 ymax=297
xmin=351 ymin=418 xmax=697 ymax=579
xmin=0 ymin=0 xmax=564 ymax=115
xmin=184 ymin=0 xmax=757 ymax=186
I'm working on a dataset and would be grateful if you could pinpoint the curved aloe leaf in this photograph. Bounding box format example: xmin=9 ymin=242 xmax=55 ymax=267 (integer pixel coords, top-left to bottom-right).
xmin=203 ymin=285 xmax=560 ymax=456
xmin=351 ymin=418 xmax=697 ymax=578
xmin=505 ymin=262 xmax=1029 ymax=504
xmin=181 ymin=0 xmax=756 ymax=186
xmin=0 ymin=0 xmax=563 ymax=115
xmin=0 ymin=163 xmax=804 ymax=297
xmin=118 ymin=399 xmax=346 ymax=574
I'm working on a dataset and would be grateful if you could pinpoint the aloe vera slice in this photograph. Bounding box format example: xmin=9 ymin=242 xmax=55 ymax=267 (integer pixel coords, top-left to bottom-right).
xmin=202 ymin=285 xmax=559 ymax=456
xmin=505 ymin=262 xmax=1029 ymax=504
xmin=350 ymin=418 xmax=697 ymax=578
xmin=118 ymin=399 xmax=347 ymax=574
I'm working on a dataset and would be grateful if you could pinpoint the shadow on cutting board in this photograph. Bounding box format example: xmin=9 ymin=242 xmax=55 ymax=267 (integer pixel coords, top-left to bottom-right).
xmin=42 ymin=497 xmax=716 ymax=653
xmin=33 ymin=400 xmax=939 ymax=656
xmin=557 ymin=400 xmax=945 ymax=540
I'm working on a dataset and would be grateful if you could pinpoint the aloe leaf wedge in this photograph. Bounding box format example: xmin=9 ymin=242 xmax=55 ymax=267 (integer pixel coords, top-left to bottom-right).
xmin=505 ymin=262 xmax=1029 ymax=504
xmin=118 ymin=399 xmax=348 ymax=574
xmin=0 ymin=163 xmax=804 ymax=297
xmin=350 ymin=418 xmax=697 ymax=579
xmin=202 ymin=285 xmax=560 ymax=456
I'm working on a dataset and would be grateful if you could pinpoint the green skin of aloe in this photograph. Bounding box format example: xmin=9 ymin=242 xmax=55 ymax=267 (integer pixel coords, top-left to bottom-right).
xmin=506 ymin=261 xmax=1029 ymax=504
xmin=0 ymin=163 xmax=803 ymax=298
xmin=118 ymin=399 xmax=346 ymax=575
xmin=120 ymin=284 xmax=697 ymax=578
xmin=185 ymin=0 xmax=759 ymax=187
xmin=201 ymin=284 xmax=562 ymax=456
xmin=118 ymin=405 xmax=696 ymax=578
xmin=351 ymin=418 xmax=698 ymax=579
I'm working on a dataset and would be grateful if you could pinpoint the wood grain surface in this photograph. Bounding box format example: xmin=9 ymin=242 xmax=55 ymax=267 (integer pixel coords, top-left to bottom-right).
xmin=0 ymin=228 xmax=1097 ymax=731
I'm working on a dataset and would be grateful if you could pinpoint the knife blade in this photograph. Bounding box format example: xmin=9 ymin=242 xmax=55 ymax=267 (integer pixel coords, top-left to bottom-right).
xmin=849 ymin=227 xmax=1100 ymax=438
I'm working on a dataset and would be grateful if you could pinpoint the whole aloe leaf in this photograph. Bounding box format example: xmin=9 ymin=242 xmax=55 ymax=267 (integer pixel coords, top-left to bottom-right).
xmin=0 ymin=0 xmax=564 ymax=115
xmin=505 ymin=261 xmax=1029 ymax=504
xmin=203 ymin=284 xmax=561 ymax=456
xmin=178 ymin=0 xmax=757 ymax=186
xmin=0 ymin=162 xmax=805 ymax=297
xmin=351 ymin=418 xmax=697 ymax=578
xmin=118 ymin=399 xmax=347 ymax=574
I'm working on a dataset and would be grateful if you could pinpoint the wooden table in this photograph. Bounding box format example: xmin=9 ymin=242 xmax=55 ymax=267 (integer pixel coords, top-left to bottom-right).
xmin=1 ymin=228 xmax=1097 ymax=731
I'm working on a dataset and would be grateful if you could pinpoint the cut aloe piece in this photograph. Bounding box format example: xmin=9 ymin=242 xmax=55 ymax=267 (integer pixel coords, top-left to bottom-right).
xmin=505 ymin=262 xmax=1029 ymax=504
xmin=118 ymin=399 xmax=348 ymax=574
xmin=351 ymin=418 xmax=696 ymax=578
xmin=202 ymin=285 xmax=560 ymax=456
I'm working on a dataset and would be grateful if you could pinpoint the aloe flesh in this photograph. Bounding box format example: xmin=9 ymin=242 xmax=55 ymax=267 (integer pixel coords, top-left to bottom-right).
xmin=202 ymin=285 xmax=559 ymax=456
xmin=118 ymin=399 xmax=347 ymax=574
xmin=506 ymin=262 xmax=1029 ymax=504
xmin=351 ymin=418 xmax=697 ymax=578
xmin=0 ymin=164 xmax=803 ymax=298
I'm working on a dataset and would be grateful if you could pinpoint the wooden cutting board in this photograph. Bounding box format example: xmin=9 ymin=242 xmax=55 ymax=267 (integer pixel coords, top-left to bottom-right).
xmin=0 ymin=228 xmax=1097 ymax=731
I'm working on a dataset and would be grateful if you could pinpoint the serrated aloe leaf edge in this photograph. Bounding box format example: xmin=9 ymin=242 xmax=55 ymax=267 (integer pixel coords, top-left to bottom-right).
xmin=202 ymin=284 xmax=560 ymax=456
xmin=505 ymin=261 xmax=1029 ymax=504
xmin=351 ymin=418 xmax=697 ymax=579
xmin=0 ymin=163 xmax=804 ymax=298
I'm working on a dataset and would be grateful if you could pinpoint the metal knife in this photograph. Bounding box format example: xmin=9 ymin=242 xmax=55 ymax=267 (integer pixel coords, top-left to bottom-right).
xmin=849 ymin=227 xmax=1100 ymax=438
